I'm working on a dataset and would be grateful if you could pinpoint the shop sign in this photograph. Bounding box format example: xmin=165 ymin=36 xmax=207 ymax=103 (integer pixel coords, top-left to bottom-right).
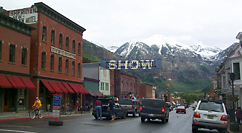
xmin=52 ymin=95 xmax=61 ymax=118
xmin=101 ymin=59 xmax=162 ymax=70
xmin=9 ymin=6 xmax=38 ymax=24
xmin=51 ymin=46 xmax=76 ymax=59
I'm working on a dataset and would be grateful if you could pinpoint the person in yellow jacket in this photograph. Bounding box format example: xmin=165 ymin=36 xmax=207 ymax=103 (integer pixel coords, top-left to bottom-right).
xmin=32 ymin=97 xmax=42 ymax=113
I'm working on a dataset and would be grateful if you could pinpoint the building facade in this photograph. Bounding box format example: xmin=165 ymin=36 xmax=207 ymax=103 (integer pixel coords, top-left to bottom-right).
xmin=2 ymin=2 xmax=88 ymax=112
xmin=0 ymin=13 xmax=35 ymax=113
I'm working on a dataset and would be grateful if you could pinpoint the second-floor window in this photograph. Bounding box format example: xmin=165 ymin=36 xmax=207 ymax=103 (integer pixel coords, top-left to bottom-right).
xmin=78 ymin=63 xmax=80 ymax=77
xmin=58 ymin=57 xmax=62 ymax=72
xmin=9 ymin=44 xmax=15 ymax=63
xmin=65 ymin=59 xmax=69 ymax=74
xmin=59 ymin=33 xmax=62 ymax=48
xmin=41 ymin=52 xmax=46 ymax=69
xmin=21 ymin=48 xmax=27 ymax=65
xmin=66 ymin=37 xmax=69 ymax=51
xmin=72 ymin=61 xmax=75 ymax=76
xmin=0 ymin=41 xmax=2 ymax=60
xmin=72 ymin=40 xmax=75 ymax=53
xmin=42 ymin=26 xmax=46 ymax=42
xmin=51 ymin=30 xmax=55 ymax=45
xmin=50 ymin=54 xmax=54 ymax=71
xmin=78 ymin=42 xmax=81 ymax=55
xmin=233 ymin=62 xmax=240 ymax=80
xmin=101 ymin=82 xmax=104 ymax=90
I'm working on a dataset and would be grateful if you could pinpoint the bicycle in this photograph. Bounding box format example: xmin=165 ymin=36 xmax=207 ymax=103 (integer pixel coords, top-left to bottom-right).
xmin=29 ymin=107 xmax=43 ymax=119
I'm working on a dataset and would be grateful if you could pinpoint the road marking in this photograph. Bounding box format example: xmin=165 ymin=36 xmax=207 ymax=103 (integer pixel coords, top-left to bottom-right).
xmin=0 ymin=129 xmax=36 ymax=133
xmin=108 ymin=118 xmax=139 ymax=125
xmin=81 ymin=122 xmax=107 ymax=126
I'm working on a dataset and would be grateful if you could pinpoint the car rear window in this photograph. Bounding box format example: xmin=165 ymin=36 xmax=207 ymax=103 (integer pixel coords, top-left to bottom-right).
xmin=198 ymin=101 xmax=224 ymax=112
xmin=118 ymin=99 xmax=133 ymax=105
xmin=142 ymin=99 xmax=164 ymax=107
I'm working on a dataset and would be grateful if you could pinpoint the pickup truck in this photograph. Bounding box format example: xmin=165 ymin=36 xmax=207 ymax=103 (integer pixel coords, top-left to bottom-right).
xmin=118 ymin=98 xmax=140 ymax=117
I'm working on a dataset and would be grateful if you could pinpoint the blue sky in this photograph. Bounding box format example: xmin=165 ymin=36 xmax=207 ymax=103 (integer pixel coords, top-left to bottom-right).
xmin=1 ymin=0 xmax=242 ymax=49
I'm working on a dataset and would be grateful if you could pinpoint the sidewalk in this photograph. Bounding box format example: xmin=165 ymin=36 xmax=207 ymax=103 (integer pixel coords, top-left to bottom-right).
xmin=227 ymin=119 xmax=242 ymax=133
xmin=0 ymin=111 xmax=91 ymax=121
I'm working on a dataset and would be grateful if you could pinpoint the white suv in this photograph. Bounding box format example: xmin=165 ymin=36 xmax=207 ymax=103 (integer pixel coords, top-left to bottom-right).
xmin=192 ymin=100 xmax=228 ymax=133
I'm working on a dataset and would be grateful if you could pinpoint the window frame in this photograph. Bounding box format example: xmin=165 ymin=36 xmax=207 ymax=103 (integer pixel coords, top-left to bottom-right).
xmin=42 ymin=26 xmax=47 ymax=42
xmin=0 ymin=41 xmax=2 ymax=60
xmin=233 ymin=62 xmax=241 ymax=80
xmin=78 ymin=42 xmax=81 ymax=55
xmin=59 ymin=33 xmax=63 ymax=48
xmin=51 ymin=30 xmax=55 ymax=45
xmin=9 ymin=44 xmax=15 ymax=63
xmin=72 ymin=61 xmax=75 ymax=76
xmin=58 ymin=57 xmax=62 ymax=73
xmin=72 ymin=40 xmax=75 ymax=53
xmin=21 ymin=47 xmax=27 ymax=65
xmin=50 ymin=54 xmax=54 ymax=71
xmin=65 ymin=59 xmax=69 ymax=74
xmin=78 ymin=63 xmax=80 ymax=77
xmin=66 ymin=37 xmax=69 ymax=51
xmin=41 ymin=52 xmax=46 ymax=69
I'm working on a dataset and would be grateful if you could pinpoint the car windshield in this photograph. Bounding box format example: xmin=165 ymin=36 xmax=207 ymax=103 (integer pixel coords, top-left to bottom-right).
xmin=142 ymin=99 xmax=164 ymax=107
xmin=118 ymin=99 xmax=133 ymax=105
xmin=198 ymin=101 xmax=224 ymax=112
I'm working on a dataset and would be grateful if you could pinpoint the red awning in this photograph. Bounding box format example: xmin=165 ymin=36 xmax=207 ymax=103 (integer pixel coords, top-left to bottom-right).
xmin=79 ymin=84 xmax=89 ymax=94
xmin=62 ymin=82 xmax=74 ymax=94
xmin=20 ymin=77 xmax=35 ymax=89
xmin=41 ymin=79 xmax=55 ymax=93
xmin=56 ymin=82 xmax=69 ymax=93
xmin=68 ymin=83 xmax=82 ymax=94
xmin=12 ymin=76 xmax=26 ymax=89
xmin=74 ymin=84 xmax=85 ymax=94
xmin=6 ymin=75 xmax=26 ymax=89
xmin=0 ymin=74 xmax=12 ymax=88
xmin=48 ymin=81 xmax=63 ymax=93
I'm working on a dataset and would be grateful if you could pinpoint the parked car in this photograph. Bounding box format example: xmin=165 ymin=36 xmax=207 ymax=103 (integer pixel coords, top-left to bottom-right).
xmin=118 ymin=98 xmax=140 ymax=117
xmin=192 ymin=100 xmax=228 ymax=133
xmin=140 ymin=98 xmax=169 ymax=123
xmin=176 ymin=105 xmax=186 ymax=113
xmin=92 ymin=98 xmax=126 ymax=120
xmin=166 ymin=102 xmax=173 ymax=111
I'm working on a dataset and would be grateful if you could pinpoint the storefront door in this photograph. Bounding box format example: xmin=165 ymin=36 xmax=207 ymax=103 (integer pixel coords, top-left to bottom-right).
xmin=3 ymin=89 xmax=17 ymax=112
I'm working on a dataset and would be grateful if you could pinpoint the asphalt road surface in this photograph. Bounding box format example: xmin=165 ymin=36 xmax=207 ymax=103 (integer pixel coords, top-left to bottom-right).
xmin=0 ymin=108 xmax=223 ymax=133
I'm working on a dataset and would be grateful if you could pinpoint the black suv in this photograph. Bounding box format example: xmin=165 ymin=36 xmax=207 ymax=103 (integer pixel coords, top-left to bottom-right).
xmin=140 ymin=98 xmax=169 ymax=123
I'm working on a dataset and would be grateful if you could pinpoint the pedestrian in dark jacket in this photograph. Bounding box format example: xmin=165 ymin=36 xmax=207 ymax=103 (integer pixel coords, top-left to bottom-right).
xmin=95 ymin=98 xmax=102 ymax=120
xmin=109 ymin=99 xmax=115 ymax=121
xmin=236 ymin=107 xmax=242 ymax=125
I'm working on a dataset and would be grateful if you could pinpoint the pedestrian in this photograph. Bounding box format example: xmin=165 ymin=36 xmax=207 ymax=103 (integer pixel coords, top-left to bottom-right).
xmin=109 ymin=99 xmax=115 ymax=121
xmin=95 ymin=98 xmax=102 ymax=120
xmin=75 ymin=101 xmax=79 ymax=114
xmin=236 ymin=107 xmax=242 ymax=125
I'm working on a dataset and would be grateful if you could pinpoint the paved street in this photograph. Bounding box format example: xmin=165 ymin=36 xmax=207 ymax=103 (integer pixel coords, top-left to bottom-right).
xmin=0 ymin=108 xmax=224 ymax=133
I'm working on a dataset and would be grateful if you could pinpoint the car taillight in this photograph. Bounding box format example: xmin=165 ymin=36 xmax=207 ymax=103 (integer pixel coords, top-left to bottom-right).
xmin=132 ymin=105 xmax=134 ymax=109
xmin=107 ymin=108 xmax=110 ymax=112
xmin=193 ymin=112 xmax=200 ymax=118
xmin=220 ymin=115 xmax=228 ymax=121
xmin=162 ymin=108 xmax=165 ymax=113
xmin=93 ymin=108 xmax=96 ymax=111
xmin=140 ymin=106 xmax=142 ymax=111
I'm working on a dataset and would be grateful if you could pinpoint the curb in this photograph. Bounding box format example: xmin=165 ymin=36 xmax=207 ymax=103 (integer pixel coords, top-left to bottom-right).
xmin=0 ymin=116 xmax=52 ymax=121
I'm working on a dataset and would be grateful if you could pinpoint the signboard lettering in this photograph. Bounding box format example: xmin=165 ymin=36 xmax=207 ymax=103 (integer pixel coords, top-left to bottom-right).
xmin=101 ymin=59 xmax=162 ymax=70
xmin=51 ymin=46 xmax=76 ymax=59
xmin=9 ymin=6 xmax=38 ymax=24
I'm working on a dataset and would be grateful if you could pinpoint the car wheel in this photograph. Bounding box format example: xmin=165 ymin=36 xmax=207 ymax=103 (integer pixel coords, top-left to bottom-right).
xmin=147 ymin=118 xmax=150 ymax=121
xmin=141 ymin=117 xmax=145 ymax=122
xmin=133 ymin=111 xmax=136 ymax=117
xmin=94 ymin=116 xmax=97 ymax=120
xmin=176 ymin=111 xmax=178 ymax=113
xmin=162 ymin=118 xmax=167 ymax=124
xmin=184 ymin=112 xmax=186 ymax=114
xmin=121 ymin=112 xmax=126 ymax=119
xmin=218 ymin=129 xmax=227 ymax=133
xmin=192 ymin=127 xmax=198 ymax=133
xmin=166 ymin=118 xmax=169 ymax=122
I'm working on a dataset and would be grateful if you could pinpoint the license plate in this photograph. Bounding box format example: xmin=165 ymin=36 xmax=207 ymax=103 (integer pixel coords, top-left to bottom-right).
xmin=207 ymin=115 xmax=213 ymax=119
xmin=149 ymin=114 xmax=154 ymax=116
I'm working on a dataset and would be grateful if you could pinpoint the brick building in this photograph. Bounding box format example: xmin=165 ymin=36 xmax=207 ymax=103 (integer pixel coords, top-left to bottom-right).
xmin=110 ymin=70 xmax=139 ymax=99
xmin=139 ymin=83 xmax=153 ymax=98
xmin=0 ymin=13 xmax=35 ymax=113
xmin=1 ymin=2 xmax=88 ymax=111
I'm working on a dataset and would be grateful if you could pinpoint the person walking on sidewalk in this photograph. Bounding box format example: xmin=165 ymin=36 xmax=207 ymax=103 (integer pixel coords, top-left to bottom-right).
xmin=236 ymin=107 xmax=242 ymax=125
xmin=109 ymin=99 xmax=115 ymax=121
xmin=95 ymin=98 xmax=102 ymax=120
xmin=32 ymin=97 xmax=42 ymax=114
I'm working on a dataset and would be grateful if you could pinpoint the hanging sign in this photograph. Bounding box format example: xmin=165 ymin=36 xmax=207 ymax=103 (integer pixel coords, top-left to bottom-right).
xmin=101 ymin=59 xmax=162 ymax=70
